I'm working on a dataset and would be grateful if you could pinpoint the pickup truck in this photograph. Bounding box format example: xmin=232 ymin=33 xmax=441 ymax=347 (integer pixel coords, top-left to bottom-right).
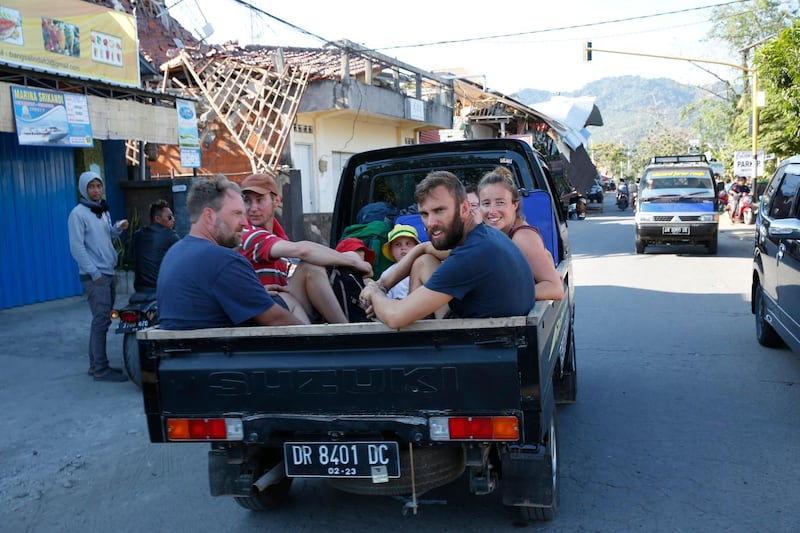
xmin=139 ymin=138 xmax=576 ymax=521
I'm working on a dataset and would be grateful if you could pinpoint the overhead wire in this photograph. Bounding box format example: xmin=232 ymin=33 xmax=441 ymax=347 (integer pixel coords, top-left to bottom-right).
xmin=215 ymin=0 xmax=748 ymax=53
xmin=377 ymin=0 xmax=749 ymax=50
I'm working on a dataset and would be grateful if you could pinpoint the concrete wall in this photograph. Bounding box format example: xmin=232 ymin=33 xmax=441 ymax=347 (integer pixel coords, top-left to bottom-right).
xmin=300 ymin=80 xmax=452 ymax=128
xmin=293 ymin=78 xmax=454 ymax=214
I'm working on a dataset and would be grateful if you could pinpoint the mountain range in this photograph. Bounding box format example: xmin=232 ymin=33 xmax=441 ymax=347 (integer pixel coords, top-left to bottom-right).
xmin=515 ymin=76 xmax=705 ymax=146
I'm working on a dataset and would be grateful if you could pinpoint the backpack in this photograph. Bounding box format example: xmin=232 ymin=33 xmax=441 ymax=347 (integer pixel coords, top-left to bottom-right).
xmin=356 ymin=201 xmax=397 ymax=224
xmin=328 ymin=266 xmax=369 ymax=323
xmin=340 ymin=220 xmax=393 ymax=278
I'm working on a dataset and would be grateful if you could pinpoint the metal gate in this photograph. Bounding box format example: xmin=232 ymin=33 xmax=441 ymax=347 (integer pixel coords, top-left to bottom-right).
xmin=0 ymin=132 xmax=82 ymax=309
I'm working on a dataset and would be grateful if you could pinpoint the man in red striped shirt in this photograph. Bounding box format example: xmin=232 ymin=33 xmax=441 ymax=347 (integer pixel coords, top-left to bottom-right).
xmin=239 ymin=173 xmax=373 ymax=323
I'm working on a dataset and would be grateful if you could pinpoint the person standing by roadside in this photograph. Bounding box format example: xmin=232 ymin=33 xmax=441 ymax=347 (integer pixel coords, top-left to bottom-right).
xmin=132 ymin=199 xmax=180 ymax=293
xmin=68 ymin=171 xmax=129 ymax=382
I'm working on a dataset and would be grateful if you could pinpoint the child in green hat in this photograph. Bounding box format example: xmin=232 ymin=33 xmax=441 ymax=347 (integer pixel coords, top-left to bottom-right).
xmin=378 ymin=224 xmax=420 ymax=299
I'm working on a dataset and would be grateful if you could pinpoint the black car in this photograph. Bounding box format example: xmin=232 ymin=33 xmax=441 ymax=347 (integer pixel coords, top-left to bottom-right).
xmin=587 ymin=178 xmax=604 ymax=203
xmin=752 ymin=155 xmax=800 ymax=353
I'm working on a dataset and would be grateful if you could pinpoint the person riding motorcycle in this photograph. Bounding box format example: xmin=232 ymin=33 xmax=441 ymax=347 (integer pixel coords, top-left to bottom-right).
xmin=728 ymin=176 xmax=751 ymax=221
xmin=616 ymin=179 xmax=630 ymax=209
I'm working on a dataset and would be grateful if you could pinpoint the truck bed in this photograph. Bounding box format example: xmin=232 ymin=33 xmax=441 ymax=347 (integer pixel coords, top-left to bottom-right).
xmin=140 ymin=300 xmax=561 ymax=446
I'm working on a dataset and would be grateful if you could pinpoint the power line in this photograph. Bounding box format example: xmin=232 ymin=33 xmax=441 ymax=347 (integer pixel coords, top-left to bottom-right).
xmin=376 ymin=1 xmax=749 ymax=51
xmin=183 ymin=0 xmax=749 ymax=63
xmin=227 ymin=0 xmax=330 ymax=45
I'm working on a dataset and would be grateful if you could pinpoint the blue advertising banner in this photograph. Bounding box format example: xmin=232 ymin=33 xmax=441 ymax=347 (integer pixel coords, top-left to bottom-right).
xmin=176 ymin=98 xmax=200 ymax=168
xmin=10 ymin=85 xmax=93 ymax=147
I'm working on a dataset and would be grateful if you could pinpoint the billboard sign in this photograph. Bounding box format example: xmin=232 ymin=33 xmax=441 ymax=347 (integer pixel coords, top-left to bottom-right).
xmin=176 ymin=99 xmax=201 ymax=168
xmin=0 ymin=1 xmax=140 ymax=87
xmin=733 ymin=150 xmax=765 ymax=177
xmin=10 ymin=85 xmax=93 ymax=147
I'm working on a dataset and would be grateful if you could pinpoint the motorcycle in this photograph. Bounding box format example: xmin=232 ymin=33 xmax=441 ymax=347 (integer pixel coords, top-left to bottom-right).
xmin=576 ymin=194 xmax=587 ymax=219
xmin=563 ymin=190 xmax=587 ymax=220
xmin=111 ymin=291 xmax=158 ymax=388
xmin=717 ymin=189 xmax=729 ymax=213
xmin=727 ymin=192 xmax=754 ymax=224
xmin=616 ymin=190 xmax=629 ymax=210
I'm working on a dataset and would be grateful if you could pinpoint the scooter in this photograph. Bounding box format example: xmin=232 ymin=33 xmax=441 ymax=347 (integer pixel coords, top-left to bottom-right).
xmin=576 ymin=194 xmax=587 ymax=220
xmin=565 ymin=190 xmax=587 ymax=220
xmin=728 ymin=192 xmax=754 ymax=224
xmin=616 ymin=190 xmax=629 ymax=210
xmin=717 ymin=189 xmax=729 ymax=213
xmin=111 ymin=292 xmax=158 ymax=388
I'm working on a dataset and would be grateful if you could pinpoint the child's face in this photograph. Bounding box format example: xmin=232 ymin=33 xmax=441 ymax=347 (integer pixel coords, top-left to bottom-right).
xmin=390 ymin=237 xmax=417 ymax=261
xmin=468 ymin=192 xmax=482 ymax=223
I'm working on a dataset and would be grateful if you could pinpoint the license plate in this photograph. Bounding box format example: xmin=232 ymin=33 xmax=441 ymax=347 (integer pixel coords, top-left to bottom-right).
xmin=116 ymin=321 xmax=147 ymax=333
xmin=284 ymin=441 xmax=400 ymax=479
xmin=662 ymin=226 xmax=689 ymax=235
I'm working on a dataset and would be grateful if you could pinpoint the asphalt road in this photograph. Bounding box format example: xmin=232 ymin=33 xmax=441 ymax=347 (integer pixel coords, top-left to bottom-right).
xmin=1 ymin=194 xmax=799 ymax=532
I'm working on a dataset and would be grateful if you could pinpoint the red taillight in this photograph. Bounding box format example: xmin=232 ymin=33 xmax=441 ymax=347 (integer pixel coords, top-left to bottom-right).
xmin=166 ymin=418 xmax=243 ymax=441
xmin=449 ymin=417 xmax=493 ymax=439
xmin=119 ymin=310 xmax=142 ymax=323
xmin=430 ymin=416 xmax=520 ymax=441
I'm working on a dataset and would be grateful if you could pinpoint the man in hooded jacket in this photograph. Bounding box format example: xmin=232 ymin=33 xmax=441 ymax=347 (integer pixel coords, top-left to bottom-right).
xmin=68 ymin=171 xmax=129 ymax=382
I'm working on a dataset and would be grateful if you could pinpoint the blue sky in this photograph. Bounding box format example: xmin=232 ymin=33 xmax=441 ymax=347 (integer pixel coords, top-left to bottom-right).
xmin=166 ymin=0 xmax=747 ymax=95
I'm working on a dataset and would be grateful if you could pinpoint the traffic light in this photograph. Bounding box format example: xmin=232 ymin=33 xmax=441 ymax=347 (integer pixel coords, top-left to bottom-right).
xmin=584 ymin=42 xmax=592 ymax=61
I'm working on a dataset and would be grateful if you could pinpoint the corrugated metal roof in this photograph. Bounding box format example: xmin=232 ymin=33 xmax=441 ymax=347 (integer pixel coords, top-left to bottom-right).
xmin=0 ymin=133 xmax=82 ymax=309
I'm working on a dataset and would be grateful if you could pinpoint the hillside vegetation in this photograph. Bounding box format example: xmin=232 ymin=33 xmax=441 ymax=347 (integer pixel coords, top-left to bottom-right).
xmin=516 ymin=76 xmax=703 ymax=146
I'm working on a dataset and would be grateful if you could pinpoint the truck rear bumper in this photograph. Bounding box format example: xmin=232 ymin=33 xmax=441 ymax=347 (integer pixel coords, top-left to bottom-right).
xmin=242 ymin=414 xmax=431 ymax=445
xmin=636 ymin=223 xmax=717 ymax=244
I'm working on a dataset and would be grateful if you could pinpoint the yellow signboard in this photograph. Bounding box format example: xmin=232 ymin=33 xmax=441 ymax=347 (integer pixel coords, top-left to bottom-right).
xmin=0 ymin=0 xmax=139 ymax=87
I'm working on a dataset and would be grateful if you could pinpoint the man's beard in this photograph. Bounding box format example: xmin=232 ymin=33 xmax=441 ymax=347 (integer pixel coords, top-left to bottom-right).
xmin=214 ymin=217 xmax=241 ymax=249
xmin=429 ymin=210 xmax=465 ymax=250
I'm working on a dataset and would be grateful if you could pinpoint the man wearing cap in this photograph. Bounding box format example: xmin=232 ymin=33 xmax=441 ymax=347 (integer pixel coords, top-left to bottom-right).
xmin=68 ymin=170 xmax=130 ymax=382
xmin=239 ymin=173 xmax=373 ymax=324
xmin=378 ymin=224 xmax=420 ymax=299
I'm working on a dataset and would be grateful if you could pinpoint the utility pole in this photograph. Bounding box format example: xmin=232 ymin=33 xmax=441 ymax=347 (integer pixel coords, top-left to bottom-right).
xmin=739 ymin=35 xmax=776 ymax=194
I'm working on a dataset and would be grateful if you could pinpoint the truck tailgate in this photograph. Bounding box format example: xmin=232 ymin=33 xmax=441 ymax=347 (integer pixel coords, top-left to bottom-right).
xmin=142 ymin=317 xmax=534 ymax=416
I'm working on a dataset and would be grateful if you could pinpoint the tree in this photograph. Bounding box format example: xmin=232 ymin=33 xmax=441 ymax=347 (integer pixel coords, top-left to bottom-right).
xmin=756 ymin=21 xmax=800 ymax=157
xmin=702 ymin=0 xmax=800 ymax=163
xmin=589 ymin=142 xmax=626 ymax=177
xmin=680 ymin=95 xmax=736 ymax=170
xmin=632 ymin=128 xmax=692 ymax=176
xmin=707 ymin=0 xmax=798 ymax=56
